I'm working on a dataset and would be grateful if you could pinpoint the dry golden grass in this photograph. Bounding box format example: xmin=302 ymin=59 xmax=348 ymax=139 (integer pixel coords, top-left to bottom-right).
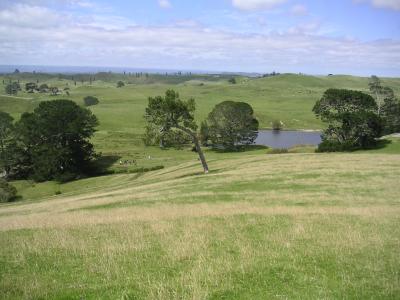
xmin=1 ymin=153 xmax=400 ymax=299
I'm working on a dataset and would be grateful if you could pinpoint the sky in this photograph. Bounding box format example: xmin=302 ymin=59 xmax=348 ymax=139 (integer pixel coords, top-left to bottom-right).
xmin=0 ymin=0 xmax=400 ymax=76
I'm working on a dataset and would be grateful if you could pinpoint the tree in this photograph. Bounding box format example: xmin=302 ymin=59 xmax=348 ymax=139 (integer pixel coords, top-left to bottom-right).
xmin=369 ymin=75 xmax=384 ymax=115
xmin=39 ymin=84 xmax=49 ymax=93
xmin=381 ymin=87 xmax=400 ymax=134
xmin=0 ymin=112 xmax=14 ymax=176
xmin=205 ymin=101 xmax=259 ymax=150
xmin=143 ymin=123 xmax=191 ymax=149
xmin=145 ymin=90 xmax=209 ymax=173
xmin=5 ymin=82 xmax=20 ymax=95
xmin=272 ymin=120 xmax=283 ymax=131
xmin=13 ymin=100 xmax=99 ymax=182
xmin=0 ymin=179 xmax=17 ymax=203
xmin=83 ymin=96 xmax=99 ymax=106
xmin=199 ymin=121 xmax=210 ymax=146
xmin=25 ymin=82 xmax=37 ymax=93
xmin=313 ymin=89 xmax=382 ymax=151
xmin=117 ymin=81 xmax=125 ymax=88
xmin=228 ymin=77 xmax=237 ymax=84
xmin=49 ymin=87 xmax=60 ymax=96
xmin=5 ymin=84 xmax=17 ymax=95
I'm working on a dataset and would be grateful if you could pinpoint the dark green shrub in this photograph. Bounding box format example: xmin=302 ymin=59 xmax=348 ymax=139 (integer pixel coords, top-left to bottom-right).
xmin=39 ymin=84 xmax=49 ymax=93
xmin=0 ymin=179 xmax=17 ymax=202
xmin=316 ymin=140 xmax=356 ymax=152
xmin=117 ymin=81 xmax=125 ymax=88
xmin=272 ymin=120 xmax=283 ymax=131
xmin=268 ymin=148 xmax=288 ymax=154
xmin=5 ymin=82 xmax=20 ymax=95
xmin=84 ymin=96 xmax=99 ymax=107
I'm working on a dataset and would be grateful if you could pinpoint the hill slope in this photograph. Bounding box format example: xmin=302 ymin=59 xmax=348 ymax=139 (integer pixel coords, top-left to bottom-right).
xmin=2 ymin=73 xmax=400 ymax=172
xmin=1 ymin=153 xmax=399 ymax=299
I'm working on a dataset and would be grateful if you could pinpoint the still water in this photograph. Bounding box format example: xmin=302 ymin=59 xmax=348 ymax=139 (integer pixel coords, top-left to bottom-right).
xmin=255 ymin=130 xmax=322 ymax=149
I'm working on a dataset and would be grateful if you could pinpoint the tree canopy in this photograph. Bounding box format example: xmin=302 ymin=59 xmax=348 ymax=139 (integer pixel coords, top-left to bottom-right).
xmin=313 ymin=89 xmax=382 ymax=151
xmin=0 ymin=112 xmax=14 ymax=176
xmin=25 ymin=82 xmax=37 ymax=93
xmin=39 ymin=84 xmax=49 ymax=93
xmin=12 ymin=100 xmax=99 ymax=181
xmin=369 ymin=75 xmax=383 ymax=115
xmin=5 ymin=82 xmax=20 ymax=95
xmin=0 ymin=178 xmax=17 ymax=203
xmin=204 ymin=101 xmax=259 ymax=150
xmin=381 ymin=87 xmax=400 ymax=134
xmin=84 ymin=96 xmax=100 ymax=106
xmin=145 ymin=90 xmax=209 ymax=173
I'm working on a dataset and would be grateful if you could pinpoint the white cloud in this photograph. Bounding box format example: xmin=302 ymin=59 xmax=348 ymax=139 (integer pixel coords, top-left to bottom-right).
xmin=288 ymin=21 xmax=321 ymax=34
xmin=232 ymin=0 xmax=287 ymax=11
xmin=0 ymin=4 xmax=65 ymax=28
xmin=0 ymin=3 xmax=399 ymax=75
xmin=158 ymin=0 xmax=172 ymax=9
xmin=290 ymin=4 xmax=308 ymax=16
xmin=355 ymin=0 xmax=400 ymax=10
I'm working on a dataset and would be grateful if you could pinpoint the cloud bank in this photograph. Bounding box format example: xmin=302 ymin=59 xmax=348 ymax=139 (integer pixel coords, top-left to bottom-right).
xmin=231 ymin=0 xmax=287 ymax=11
xmin=0 ymin=2 xmax=399 ymax=76
xmin=356 ymin=0 xmax=400 ymax=10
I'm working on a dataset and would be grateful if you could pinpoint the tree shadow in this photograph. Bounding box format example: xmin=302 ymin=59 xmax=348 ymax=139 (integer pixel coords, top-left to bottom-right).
xmin=362 ymin=139 xmax=392 ymax=151
xmin=208 ymin=145 xmax=269 ymax=153
xmin=175 ymin=168 xmax=222 ymax=179
xmin=89 ymin=155 xmax=121 ymax=176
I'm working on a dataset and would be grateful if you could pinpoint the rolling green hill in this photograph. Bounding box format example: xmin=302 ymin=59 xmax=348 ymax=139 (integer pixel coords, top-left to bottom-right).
xmin=1 ymin=73 xmax=400 ymax=299
xmin=1 ymin=73 xmax=399 ymax=174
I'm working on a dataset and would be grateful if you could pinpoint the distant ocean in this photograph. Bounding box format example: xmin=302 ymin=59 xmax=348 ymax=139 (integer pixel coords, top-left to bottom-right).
xmin=0 ymin=65 xmax=262 ymax=77
xmin=0 ymin=65 xmax=209 ymax=74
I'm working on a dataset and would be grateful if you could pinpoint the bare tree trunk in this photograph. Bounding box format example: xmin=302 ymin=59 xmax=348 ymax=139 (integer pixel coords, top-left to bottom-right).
xmin=376 ymin=91 xmax=381 ymax=116
xmin=193 ymin=135 xmax=209 ymax=174
xmin=175 ymin=125 xmax=209 ymax=174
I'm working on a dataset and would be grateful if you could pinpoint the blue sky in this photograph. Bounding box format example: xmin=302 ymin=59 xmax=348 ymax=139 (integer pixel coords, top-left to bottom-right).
xmin=0 ymin=0 xmax=399 ymax=75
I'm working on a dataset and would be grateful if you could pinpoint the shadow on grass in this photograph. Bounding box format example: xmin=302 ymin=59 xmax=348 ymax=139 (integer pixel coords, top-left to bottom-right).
xmin=353 ymin=139 xmax=392 ymax=152
xmin=89 ymin=155 xmax=121 ymax=176
xmin=208 ymin=145 xmax=268 ymax=153
xmin=174 ymin=168 xmax=223 ymax=180
xmin=371 ymin=139 xmax=392 ymax=150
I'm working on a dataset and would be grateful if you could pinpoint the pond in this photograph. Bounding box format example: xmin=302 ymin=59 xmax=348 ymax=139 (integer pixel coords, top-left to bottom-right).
xmin=255 ymin=130 xmax=322 ymax=149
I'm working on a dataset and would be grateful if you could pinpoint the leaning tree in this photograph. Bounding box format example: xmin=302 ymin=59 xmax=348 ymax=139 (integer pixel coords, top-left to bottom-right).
xmin=145 ymin=90 xmax=209 ymax=173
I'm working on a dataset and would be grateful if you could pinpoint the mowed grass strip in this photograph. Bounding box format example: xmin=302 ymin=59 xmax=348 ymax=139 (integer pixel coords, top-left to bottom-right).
xmin=0 ymin=153 xmax=399 ymax=299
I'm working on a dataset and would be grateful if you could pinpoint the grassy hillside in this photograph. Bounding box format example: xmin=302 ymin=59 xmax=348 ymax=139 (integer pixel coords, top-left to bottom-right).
xmin=1 ymin=73 xmax=400 ymax=299
xmin=0 ymin=152 xmax=399 ymax=299
xmin=1 ymin=73 xmax=399 ymax=175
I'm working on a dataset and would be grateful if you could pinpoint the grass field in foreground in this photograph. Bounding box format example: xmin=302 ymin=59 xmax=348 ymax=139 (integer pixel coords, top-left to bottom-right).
xmin=0 ymin=153 xmax=399 ymax=299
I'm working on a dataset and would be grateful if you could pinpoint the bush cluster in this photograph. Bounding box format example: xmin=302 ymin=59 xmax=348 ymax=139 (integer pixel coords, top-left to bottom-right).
xmin=0 ymin=179 xmax=17 ymax=202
